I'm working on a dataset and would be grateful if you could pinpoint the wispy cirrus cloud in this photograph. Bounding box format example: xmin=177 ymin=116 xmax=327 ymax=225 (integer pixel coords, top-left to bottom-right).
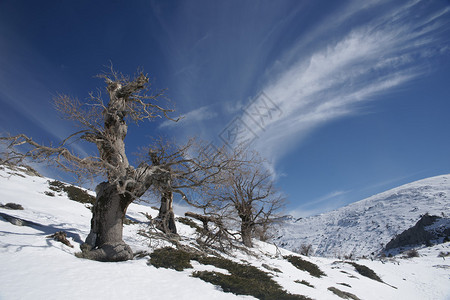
xmin=159 ymin=105 xmax=218 ymax=129
xmin=235 ymin=0 xmax=449 ymax=164
xmin=290 ymin=190 xmax=350 ymax=218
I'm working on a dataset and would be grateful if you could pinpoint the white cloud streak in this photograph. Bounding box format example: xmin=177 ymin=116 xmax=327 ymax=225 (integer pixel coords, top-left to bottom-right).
xmin=159 ymin=105 xmax=218 ymax=129
xmin=303 ymin=190 xmax=349 ymax=208
xmin=289 ymin=190 xmax=350 ymax=218
xmin=236 ymin=1 xmax=449 ymax=164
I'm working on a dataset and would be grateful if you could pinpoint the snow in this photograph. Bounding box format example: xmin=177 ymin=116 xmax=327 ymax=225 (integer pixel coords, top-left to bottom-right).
xmin=276 ymin=174 xmax=450 ymax=257
xmin=1 ymin=166 xmax=449 ymax=299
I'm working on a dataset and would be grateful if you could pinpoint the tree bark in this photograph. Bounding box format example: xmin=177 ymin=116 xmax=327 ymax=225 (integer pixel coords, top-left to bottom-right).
xmin=241 ymin=223 xmax=253 ymax=248
xmin=80 ymin=182 xmax=134 ymax=261
xmin=156 ymin=190 xmax=177 ymax=234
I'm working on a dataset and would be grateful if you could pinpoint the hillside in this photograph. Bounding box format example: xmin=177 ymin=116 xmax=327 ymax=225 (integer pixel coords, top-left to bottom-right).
xmin=0 ymin=165 xmax=449 ymax=299
xmin=276 ymin=175 xmax=450 ymax=258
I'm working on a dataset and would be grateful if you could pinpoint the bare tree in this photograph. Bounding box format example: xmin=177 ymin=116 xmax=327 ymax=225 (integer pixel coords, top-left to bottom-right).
xmin=142 ymin=139 xmax=238 ymax=236
xmin=203 ymin=150 xmax=285 ymax=248
xmin=1 ymin=68 xmax=182 ymax=261
xmin=297 ymin=244 xmax=314 ymax=256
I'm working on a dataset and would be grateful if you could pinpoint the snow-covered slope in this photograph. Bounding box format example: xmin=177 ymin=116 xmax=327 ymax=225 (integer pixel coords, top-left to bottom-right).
xmin=276 ymin=175 xmax=450 ymax=258
xmin=1 ymin=166 xmax=449 ymax=300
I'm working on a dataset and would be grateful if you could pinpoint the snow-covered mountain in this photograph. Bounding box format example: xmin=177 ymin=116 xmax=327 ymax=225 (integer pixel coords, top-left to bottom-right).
xmin=276 ymin=175 xmax=450 ymax=258
xmin=1 ymin=165 xmax=449 ymax=300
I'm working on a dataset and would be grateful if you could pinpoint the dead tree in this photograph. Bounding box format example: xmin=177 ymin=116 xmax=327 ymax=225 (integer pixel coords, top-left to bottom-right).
xmin=207 ymin=151 xmax=285 ymax=248
xmin=142 ymin=139 xmax=237 ymax=236
xmin=0 ymin=68 xmax=180 ymax=261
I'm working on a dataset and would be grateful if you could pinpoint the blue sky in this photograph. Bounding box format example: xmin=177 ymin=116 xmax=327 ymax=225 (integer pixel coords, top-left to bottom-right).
xmin=1 ymin=0 xmax=449 ymax=217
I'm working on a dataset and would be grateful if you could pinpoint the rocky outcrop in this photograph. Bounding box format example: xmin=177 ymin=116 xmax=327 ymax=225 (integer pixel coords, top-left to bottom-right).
xmin=384 ymin=214 xmax=450 ymax=253
xmin=0 ymin=202 xmax=24 ymax=210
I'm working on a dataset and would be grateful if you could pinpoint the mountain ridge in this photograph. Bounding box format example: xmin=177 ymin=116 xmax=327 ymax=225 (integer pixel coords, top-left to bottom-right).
xmin=276 ymin=174 xmax=450 ymax=257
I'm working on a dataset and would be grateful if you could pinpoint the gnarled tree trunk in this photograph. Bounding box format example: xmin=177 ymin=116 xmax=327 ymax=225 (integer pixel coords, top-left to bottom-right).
xmin=237 ymin=204 xmax=255 ymax=247
xmin=79 ymin=73 xmax=150 ymax=261
xmin=80 ymin=182 xmax=134 ymax=261
xmin=240 ymin=219 xmax=254 ymax=247
xmin=156 ymin=190 xmax=177 ymax=234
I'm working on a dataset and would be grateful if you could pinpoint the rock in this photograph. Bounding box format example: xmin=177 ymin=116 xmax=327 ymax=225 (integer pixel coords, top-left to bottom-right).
xmin=0 ymin=202 xmax=24 ymax=210
xmin=384 ymin=214 xmax=450 ymax=253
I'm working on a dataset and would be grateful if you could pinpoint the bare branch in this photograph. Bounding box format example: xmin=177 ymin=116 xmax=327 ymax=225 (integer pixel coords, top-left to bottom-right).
xmin=97 ymin=68 xmax=180 ymax=124
xmin=0 ymin=133 xmax=104 ymax=182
